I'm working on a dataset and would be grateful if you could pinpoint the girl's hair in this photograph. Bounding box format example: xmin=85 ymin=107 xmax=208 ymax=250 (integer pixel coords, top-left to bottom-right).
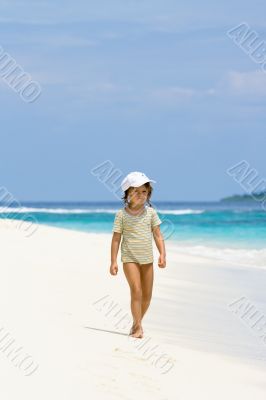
xmin=122 ymin=182 xmax=153 ymax=207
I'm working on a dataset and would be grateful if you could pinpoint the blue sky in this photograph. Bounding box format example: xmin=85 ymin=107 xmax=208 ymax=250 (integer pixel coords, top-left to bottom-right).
xmin=0 ymin=0 xmax=265 ymax=201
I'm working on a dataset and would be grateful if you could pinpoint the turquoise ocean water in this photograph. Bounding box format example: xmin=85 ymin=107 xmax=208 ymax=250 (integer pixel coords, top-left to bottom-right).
xmin=1 ymin=201 xmax=265 ymax=267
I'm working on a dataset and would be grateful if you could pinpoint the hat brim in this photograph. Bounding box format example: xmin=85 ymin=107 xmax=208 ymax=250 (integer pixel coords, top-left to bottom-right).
xmin=130 ymin=178 xmax=156 ymax=188
xmin=121 ymin=178 xmax=156 ymax=192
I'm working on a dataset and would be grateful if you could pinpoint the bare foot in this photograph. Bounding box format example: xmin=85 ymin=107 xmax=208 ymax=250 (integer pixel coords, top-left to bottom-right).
xmin=129 ymin=323 xmax=136 ymax=336
xmin=129 ymin=324 xmax=143 ymax=338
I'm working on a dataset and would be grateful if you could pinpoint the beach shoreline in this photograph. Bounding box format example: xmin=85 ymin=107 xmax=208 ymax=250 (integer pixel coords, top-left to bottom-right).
xmin=1 ymin=219 xmax=266 ymax=399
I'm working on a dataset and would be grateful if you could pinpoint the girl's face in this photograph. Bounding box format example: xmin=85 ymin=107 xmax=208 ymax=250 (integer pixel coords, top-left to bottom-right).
xmin=128 ymin=185 xmax=148 ymax=206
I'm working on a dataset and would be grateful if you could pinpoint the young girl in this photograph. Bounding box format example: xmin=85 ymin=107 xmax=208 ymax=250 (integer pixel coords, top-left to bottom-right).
xmin=109 ymin=171 xmax=166 ymax=339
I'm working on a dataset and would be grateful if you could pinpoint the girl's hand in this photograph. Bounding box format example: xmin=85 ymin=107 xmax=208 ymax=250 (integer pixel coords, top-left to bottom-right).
xmin=158 ymin=255 xmax=166 ymax=268
xmin=110 ymin=262 xmax=118 ymax=275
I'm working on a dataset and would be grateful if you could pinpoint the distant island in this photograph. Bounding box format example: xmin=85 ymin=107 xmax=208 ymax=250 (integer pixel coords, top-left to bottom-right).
xmin=220 ymin=191 xmax=266 ymax=202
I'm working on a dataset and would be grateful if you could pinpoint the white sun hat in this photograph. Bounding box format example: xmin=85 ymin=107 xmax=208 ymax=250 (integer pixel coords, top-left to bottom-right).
xmin=121 ymin=171 xmax=156 ymax=192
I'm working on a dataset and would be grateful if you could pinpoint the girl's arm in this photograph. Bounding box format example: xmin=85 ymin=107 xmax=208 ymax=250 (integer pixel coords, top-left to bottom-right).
xmin=110 ymin=232 xmax=122 ymax=275
xmin=152 ymin=226 xmax=166 ymax=268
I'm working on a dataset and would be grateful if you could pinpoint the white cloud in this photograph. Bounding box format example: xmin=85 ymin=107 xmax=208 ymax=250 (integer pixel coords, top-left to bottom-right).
xmin=152 ymin=86 xmax=196 ymax=100
xmin=149 ymin=86 xmax=216 ymax=105
xmin=216 ymin=70 xmax=266 ymax=97
xmin=31 ymin=35 xmax=98 ymax=48
xmin=228 ymin=70 xmax=266 ymax=95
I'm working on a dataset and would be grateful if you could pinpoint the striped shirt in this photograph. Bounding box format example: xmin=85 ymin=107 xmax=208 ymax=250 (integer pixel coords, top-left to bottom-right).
xmin=112 ymin=206 xmax=162 ymax=264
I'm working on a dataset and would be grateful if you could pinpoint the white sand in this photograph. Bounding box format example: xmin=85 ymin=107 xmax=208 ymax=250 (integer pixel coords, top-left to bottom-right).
xmin=0 ymin=219 xmax=266 ymax=399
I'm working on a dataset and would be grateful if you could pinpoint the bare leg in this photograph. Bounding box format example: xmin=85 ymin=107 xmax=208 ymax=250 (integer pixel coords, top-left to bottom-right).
xmin=140 ymin=263 xmax=154 ymax=320
xmin=123 ymin=262 xmax=143 ymax=338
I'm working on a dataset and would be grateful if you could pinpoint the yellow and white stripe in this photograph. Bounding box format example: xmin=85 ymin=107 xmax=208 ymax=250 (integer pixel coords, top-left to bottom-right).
xmin=112 ymin=206 xmax=162 ymax=264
